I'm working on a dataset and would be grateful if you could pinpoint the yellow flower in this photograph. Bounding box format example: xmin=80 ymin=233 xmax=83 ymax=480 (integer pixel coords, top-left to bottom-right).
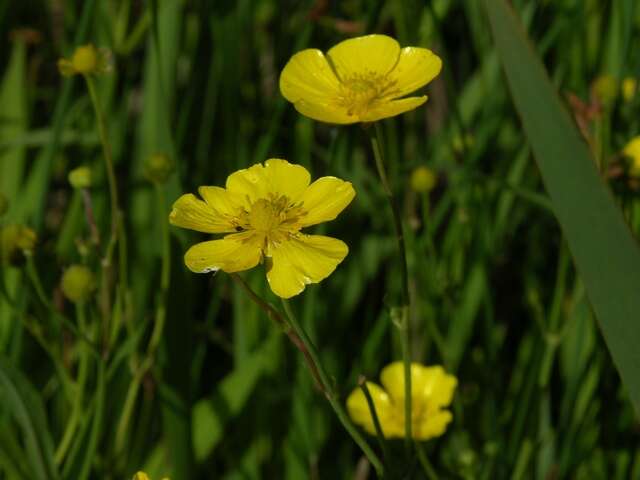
xmin=169 ymin=159 xmax=355 ymax=298
xmin=132 ymin=472 xmax=170 ymax=480
xmin=347 ymin=361 xmax=457 ymax=441
xmin=279 ymin=34 xmax=442 ymax=124
xmin=623 ymin=136 xmax=640 ymax=177
xmin=622 ymin=77 xmax=637 ymax=102
xmin=58 ymin=44 xmax=110 ymax=77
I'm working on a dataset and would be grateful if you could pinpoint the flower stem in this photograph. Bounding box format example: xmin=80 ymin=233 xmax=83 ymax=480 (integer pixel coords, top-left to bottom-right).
xmin=229 ymin=273 xmax=383 ymax=476
xmin=368 ymin=122 xmax=413 ymax=448
xmin=280 ymin=299 xmax=384 ymax=477
xmin=85 ymin=74 xmax=129 ymax=352
xmin=358 ymin=376 xmax=390 ymax=465
xmin=416 ymin=442 xmax=439 ymax=480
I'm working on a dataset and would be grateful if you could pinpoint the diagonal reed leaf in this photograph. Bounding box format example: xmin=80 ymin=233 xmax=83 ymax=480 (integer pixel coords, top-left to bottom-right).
xmin=483 ymin=0 xmax=640 ymax=414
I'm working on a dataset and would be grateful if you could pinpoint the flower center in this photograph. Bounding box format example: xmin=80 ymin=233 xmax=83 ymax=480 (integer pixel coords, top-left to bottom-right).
xmin=233 ymin=194 xmax=305 ymax=252
xmin=337 ymin=72 xmax=398 ymax=116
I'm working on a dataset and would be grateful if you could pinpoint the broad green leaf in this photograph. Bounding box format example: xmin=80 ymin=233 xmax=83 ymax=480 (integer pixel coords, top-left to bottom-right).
xmin=483 ymin=0 xmax=640 ymax=414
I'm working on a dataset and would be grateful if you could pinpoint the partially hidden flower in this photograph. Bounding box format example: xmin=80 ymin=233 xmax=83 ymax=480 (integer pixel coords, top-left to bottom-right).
xmin=169 ymin=159 xmax=355 ymax=298
xmin=623 ymin=136 xmax=640 ymax=177
xmin=132 ymin=472 xmax=170 ymax=480
xmin=347 ymin=361 xmax=457 ymax=441
xmin=279 ymin=34 xmax=442 ymax=124
xmin=58 ymin=44 xmax=111 ymax=77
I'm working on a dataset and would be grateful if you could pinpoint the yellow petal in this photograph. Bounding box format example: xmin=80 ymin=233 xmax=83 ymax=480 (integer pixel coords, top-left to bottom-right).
xmin=266 ymin=234 xmax=348 ymax=298
xmin=169 ymin=194 xmax=235 ymax=233
xmin=299 ymin=177 xmax=355 ymax=227
xmin=346 ymin=382 xmax=394 ymax=436
xmin=225 ymin=163 xmax=269 ymax=204
xmin=184 ymin=234 xmax=262 ymax=273
xmin=327 ymin=34 xmax=400 ymax=80
xmin=133 ymin=473 xmax=150 ymax=480
xmin=359 ymin=96 xmax=427 ymax=122
xmin=279 ymin=49 xmax=341 ymax=103
xmin=225 ymin=160 xmax=311 ymax=203
xmin=414 ymin=410 xmax=453 ymax=441
xmin=417 ymin=366 xmax=458 ymax=409
xmin=293 ymin=100 xmax=357 ymax=124
xmin=198 ymin=186 xmax=245 ymax=218
xmin=262 ymin=159 xmax=311 ymax=201
xmin=380 ymin=362 xmax=457 ymax=408
xmin=388 ymin=47 xmax=442 ymax=98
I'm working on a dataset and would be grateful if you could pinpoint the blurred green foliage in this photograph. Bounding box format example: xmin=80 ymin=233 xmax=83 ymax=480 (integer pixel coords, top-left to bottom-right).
xmin=1 ymin=0 xmax=640 ymax=479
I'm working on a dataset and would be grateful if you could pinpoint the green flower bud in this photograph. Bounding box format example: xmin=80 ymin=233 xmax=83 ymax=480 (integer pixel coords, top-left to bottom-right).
xmin=68 ymin=166 xmax=92 ymax=189
xmin=144 ymin=153 xmax=174 ymax=184
xmin=61 ymin=265 xmax=96 ymax=303
xmin=0 ymin=193 xmax=8 ymax=217
xmin=410 ymin=166 xmax=437 ymax=193
xmin=0 ymin=224 xmax=37 ymax=267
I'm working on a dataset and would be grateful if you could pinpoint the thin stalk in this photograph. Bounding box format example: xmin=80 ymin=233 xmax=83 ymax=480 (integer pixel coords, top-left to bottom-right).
xmin=359 ymin=376 xmax=390 ymax=465
xmin=280 ymin=299 xmax=384 ymax=477
xmin=416 ymin=442 xmax=439 ymax=480
xmin=115 ymin=187 xmax=171 ymax=455
xmin=229 ymin=273 xmax=383 ymax=475
xmin=55 ymin=303 xmax=91 ymax=464
xmin=368 ymin=122 xmax=413 ymax=448
xmin=25 ymin=256 xmax=98 ymax=354
xmin=85 ymin=74 xmax=128 ymax=352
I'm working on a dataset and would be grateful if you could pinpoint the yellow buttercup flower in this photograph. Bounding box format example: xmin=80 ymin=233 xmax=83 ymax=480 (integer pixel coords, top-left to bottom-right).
xmin=347 ymin=362 xmax=457 ymax=441
xmin=623 ymin=136 xmax=640 ymax=177
xmin=279 ymin=34 xmax=442 ymax=124
xmin=170 ymin=159 xmax=355 ymax=298
xmin=58 ymin=44 xmax=111 ymax=77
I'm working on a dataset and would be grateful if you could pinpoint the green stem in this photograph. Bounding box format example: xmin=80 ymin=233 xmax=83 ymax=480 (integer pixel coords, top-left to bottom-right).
xmin=55 ymin=303 xmax=91 ymax=464
xmin=280 ymin=299 xmax=384 ymax=476
xmin=85 ymin=74 xmax=128 ymax=352
xmin=416 ymin=442 xmax=439 ymax=480
xmin=147 ymin=186 xmax=171 ymax=357
xmin=229 ymin=273 xmax=383 ymax=475
xmin=359 ymin=376 xmax=390 ymax=465
xmin=25 ymin=256 xmax=98 ymax=354
xmin=114 ymin=189 xmax=171 ymax=456
xmin=368 ymin=122 xmax=413 ymax=448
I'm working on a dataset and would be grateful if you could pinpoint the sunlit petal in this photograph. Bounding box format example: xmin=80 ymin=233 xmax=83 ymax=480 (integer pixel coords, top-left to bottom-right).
xmin=387 ymin=47 xmax=442 ymax=98
xmin=359 ymin=96 xmax=428 ymax=123
xmin=300 ymin=177 xmax=356 ymax=227
xmin=346 ymin=382 xmax=394 ymax=436
xmin=293 ymin=99 xmax=357 ymax=124
xmin=198 ymin=186 xmax=245 ymax=218
xmin=266 ymin=234 xmax=348 ymax=298
xmin=184 ymin=234 xmax=262 ymax=273
xmin=327 ymin=34 xmax=400 ymax=80
xmin=169 ymin=194 xmax=235 ymax=233
xmin=262 ymin=159 xmax=311 ymax=202
xmin=280 ymin=49 xmax=342 ymax=103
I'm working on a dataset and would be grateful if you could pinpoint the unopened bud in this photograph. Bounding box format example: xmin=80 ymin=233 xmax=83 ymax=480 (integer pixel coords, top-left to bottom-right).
xmin=0 ymin=224 xmax=37 ymax=267
xmin=61 ymin=265 xmax=96 ymax=303
xmin=144 ymin=153 xmax=174 ymax=184
xmin=68 ymin=166 xmax=92 ymax=189
xmin=410 ymin=166 xmax=437 ymax=193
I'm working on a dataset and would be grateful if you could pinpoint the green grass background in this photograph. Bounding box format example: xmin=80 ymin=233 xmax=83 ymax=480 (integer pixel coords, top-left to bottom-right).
xmin=1 ymin=0 xmax=640 ymax=478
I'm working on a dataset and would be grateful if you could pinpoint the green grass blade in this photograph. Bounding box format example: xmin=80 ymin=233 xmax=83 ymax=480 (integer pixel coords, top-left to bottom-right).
xmin=0 ymin=356 xmax=59 ymax=480
xmin=483 ymin=0 xmax=640 ymax=414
